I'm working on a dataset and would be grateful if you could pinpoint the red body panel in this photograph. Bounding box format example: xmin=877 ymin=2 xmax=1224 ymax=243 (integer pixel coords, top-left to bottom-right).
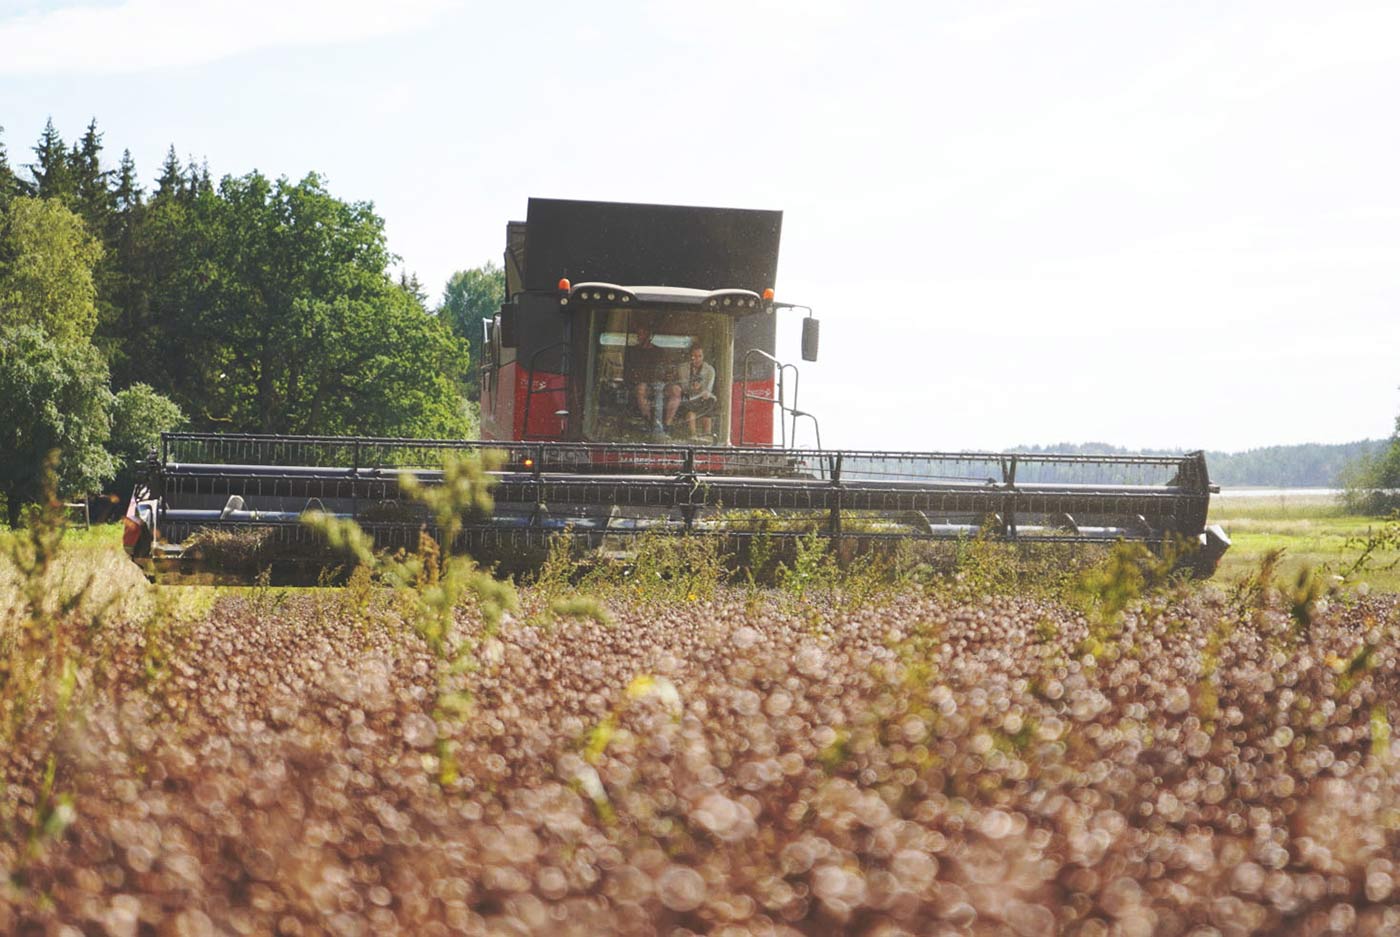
xmin=122 ymin=498 xmax=142 ymax=549
xmin=516 ymin=368 xmax=568 ymax=440
xmin=731 ymin=377 xmax=775 ymax=446
xmin=480 ymin=361 xmax=569 ymax=441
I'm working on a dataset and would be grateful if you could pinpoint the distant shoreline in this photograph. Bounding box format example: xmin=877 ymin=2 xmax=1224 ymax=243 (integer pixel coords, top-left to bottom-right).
xmin=1217 ymin=488 xmax=1340 ymax=498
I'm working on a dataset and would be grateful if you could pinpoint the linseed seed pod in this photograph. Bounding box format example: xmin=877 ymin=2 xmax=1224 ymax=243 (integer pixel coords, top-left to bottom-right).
xmin=10 ymin=588 xmax=1400 ymax=931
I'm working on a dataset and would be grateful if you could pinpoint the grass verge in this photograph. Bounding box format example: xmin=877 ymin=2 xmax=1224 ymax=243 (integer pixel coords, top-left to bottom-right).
xmin=1210 ymin=493 xmax=1400 ymax=592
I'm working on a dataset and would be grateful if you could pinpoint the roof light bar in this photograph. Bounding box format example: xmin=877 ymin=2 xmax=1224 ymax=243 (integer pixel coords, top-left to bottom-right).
xmin=565 ymin=282 xmax=637 ymax=307
xmin=702 ymin=289 xmax=762 ymax=311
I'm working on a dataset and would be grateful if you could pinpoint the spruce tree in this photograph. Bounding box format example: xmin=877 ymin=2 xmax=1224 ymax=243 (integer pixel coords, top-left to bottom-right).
xmin=182 ymin=155 xmax=212 ymax=201
xmin=154 ymin=145 xmax=183 ymax=200
xmin=71 ymin=118 xmax=114 ymax=235
xmin=399 ymin=270 xmax=429 ymax=306
xmin=99 ymin=149 xmax=149 ymax=382
xmin=0 ymin=126 xmax=29 ymax=206
xmin=113 ymin=149 xmax=143 ymax=213
xmin=29 ymin=117 xmax=75 ymax=204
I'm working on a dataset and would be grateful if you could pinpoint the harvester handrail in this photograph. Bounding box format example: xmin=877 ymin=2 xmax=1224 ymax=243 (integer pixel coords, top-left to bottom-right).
xmin=160 ymin=432 xmax=1201 ymax=468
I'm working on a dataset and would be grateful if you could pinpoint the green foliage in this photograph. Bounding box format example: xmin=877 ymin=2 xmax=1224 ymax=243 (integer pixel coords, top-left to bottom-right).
xmin=818 ymin=727 xmax=853 ymax=774
xmin=438 ymin=262 xmax=501 ymax=400
xmin=0 ymin=125 xmax=31 ymax=208
xmin=1339 ymin=404 xmax=1400 ymax=515
xmin=1328 ymin=511 xmax=1400 ymax=585
xmin=125 ymin=171 xmax=473 ymax=437
xmin=925 ymin=532 xmax=1093 ymax=604
xmin=0 ymin=326 xmax=116 ymax=525
xmin=567 ymin=528 xmax=1112 ymax=612
xmin=1075 ymin=541 xmax=1176 ymax=623
xmin=1339 ymin=642 xmax=1377 ymax=695
xmin=0 ymin=197 xmax=102 ymax=347
xmin=70 ymin=120 xmax=115 ymax=240
xmin=948 ymin=529 xmax=1020 ymax=597
xmin=1281 ymin=564 xmax=1329 ymax=637
xmin=7 ymin=119 xmax=475 ymax=442
xmin=339 ymin=564 xmax=377 ymax=630
xmin=776 ymin=531 xmax=838 ymax=600
xmin=1219 ymin=516 xmax=1400 ymax=645
xmin=1228 ymin=547 xmax=1286 ymax=621
xmin=1 ymin=456 xmax=104 ymax=753
xmin=27 ymin=119 xmax=73 ymax=205
xmin=1223 ymin=546 xmax=1335 ymax=643
xmin=525 ymin=529 xmax=613 ymax=627
xmin=1072 ymin=540 xmax=1179 ymax=657
xmin=531 ymin=528 xmax=582 ymax=603
xmin=1372 ymin=705 xmax=1392 ymax=760
xmin=3 ymin=455 xmax=71 ymax=624
xmin=744 ymin=523 xmax=777 ymax=589
xmin=108 ymin=382 xmax=185 ymax=493
xmin=549 ymin=596 xmax=612 ymax=626
xmin=593 ymin=533 xmax=727 ymax=603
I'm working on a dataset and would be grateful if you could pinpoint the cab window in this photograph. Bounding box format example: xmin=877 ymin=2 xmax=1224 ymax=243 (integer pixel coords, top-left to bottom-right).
xmin=584 ymin=309 xmax=731 ymax=442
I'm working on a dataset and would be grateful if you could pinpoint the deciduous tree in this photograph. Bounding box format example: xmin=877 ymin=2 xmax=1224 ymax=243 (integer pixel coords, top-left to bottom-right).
xmin=108 ymin=382 xmax=185 ymax=496
xmin=0 ymin=197 xmax=102 ymax=347
xmin=139 ymin=171 xmax=472 ymax=437
xmin=439 ymin=262 xmax=501 ymax=401
xmin=0 ymin=325 xmax=115 ymax=526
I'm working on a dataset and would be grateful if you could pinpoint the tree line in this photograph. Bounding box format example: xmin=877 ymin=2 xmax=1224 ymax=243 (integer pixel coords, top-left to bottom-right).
xmin=1340 ymin=412 xmax=1400 ymax=513
xmin=0 ymin=118 xmax=502 ymax=524
xmin=1011 ymin=439 xmax=1395 ymax=490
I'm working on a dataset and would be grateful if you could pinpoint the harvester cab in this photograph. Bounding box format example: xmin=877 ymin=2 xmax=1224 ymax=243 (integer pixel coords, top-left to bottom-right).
xmin=123 ymin=197 xmax=1230 ymax=583
xmin=479 ymin=199 xmax=816 ymax=449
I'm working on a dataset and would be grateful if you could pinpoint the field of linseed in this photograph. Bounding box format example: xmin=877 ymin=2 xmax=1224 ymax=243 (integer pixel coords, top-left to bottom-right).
xmin=5 ymin=561 xmax=1400 ymax=936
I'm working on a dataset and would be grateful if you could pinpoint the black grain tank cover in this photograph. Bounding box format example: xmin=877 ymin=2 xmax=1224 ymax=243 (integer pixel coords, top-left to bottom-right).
xmin=519 ymin=198 xmax=782 ymax=294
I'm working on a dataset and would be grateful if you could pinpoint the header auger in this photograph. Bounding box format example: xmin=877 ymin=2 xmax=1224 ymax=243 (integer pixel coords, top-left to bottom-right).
xmin=122 ymin=198 xmax=1229 ymax=582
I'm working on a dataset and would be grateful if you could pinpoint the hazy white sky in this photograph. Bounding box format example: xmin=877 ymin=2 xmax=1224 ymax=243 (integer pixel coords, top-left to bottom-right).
xmin=2 ymin=0 xmax=1396 ymax=452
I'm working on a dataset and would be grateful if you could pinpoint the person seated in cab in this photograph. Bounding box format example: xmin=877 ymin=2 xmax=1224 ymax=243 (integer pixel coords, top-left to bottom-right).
xmin=626 ymin=324 xmax=680 ymax=433
xmin=675 ymin=342 xmax=717 ymax=438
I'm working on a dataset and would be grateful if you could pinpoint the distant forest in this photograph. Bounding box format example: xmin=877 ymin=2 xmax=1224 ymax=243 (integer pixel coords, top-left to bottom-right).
xmin=1011 ymin=440 xmax=1389 ymax=488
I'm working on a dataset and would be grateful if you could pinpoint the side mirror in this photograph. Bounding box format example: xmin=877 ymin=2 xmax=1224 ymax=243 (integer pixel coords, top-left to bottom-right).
xmin=499 ymin=305 xmax=517 ymax=348
xmin=801 ymin=317 xmax=820 ymax=362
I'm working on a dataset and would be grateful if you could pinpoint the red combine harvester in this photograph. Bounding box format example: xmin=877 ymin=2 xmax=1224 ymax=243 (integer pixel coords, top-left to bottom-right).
xmin=124 ymin=198 xmax=1229 ymax=581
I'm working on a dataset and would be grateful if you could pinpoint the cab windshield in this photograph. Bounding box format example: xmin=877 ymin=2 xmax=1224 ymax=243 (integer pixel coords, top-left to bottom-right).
xmin=583 ymin=307 xmax=733 ymax=442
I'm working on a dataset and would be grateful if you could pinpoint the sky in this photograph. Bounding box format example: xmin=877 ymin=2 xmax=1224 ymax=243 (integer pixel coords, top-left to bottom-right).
xmin=1 ymin=0 xmax=1396 ymax=453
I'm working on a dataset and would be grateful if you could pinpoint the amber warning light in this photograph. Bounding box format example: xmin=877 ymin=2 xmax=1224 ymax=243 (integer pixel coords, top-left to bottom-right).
xmin=762 ymin=288 xmax=775 ymax=301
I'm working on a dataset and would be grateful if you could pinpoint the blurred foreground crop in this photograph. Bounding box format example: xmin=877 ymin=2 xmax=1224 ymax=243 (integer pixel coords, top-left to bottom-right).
xmin=3 ymin=519 xmax=1400 ymax=935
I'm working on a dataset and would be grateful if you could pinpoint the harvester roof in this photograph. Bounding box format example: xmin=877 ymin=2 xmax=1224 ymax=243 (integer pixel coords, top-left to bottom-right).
xmin=510 ymin=198 xmax=782 ymax=296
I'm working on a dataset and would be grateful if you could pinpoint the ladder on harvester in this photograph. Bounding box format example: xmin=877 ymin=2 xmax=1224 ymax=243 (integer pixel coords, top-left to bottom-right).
xmin=737 ymin=349 xmax=822 ymax=450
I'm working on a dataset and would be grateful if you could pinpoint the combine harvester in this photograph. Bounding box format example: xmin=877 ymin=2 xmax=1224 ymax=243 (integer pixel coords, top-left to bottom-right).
xmin=123 ymin=199 xmax=1229 ymax=581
